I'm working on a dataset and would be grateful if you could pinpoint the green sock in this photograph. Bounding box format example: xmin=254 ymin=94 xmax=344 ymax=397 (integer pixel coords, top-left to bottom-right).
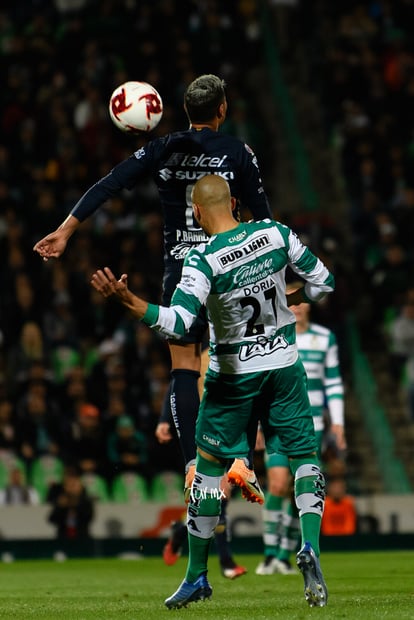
xmin=290 ymin=456 xmax=325 ymax=557
xmin=185 ymin=453 xmax=225 ymax=582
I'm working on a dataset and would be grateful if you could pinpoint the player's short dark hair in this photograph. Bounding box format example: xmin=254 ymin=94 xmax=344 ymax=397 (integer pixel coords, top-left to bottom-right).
xmin=184 ymin=74 xmax=226 ymax=123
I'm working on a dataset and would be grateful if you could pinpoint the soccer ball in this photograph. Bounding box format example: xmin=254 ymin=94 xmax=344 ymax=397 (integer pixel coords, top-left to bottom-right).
xmin=109 ymin=81 xmax=163 ymax=133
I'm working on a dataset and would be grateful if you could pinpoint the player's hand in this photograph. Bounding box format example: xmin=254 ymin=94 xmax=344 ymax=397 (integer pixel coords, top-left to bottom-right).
xmin=155 ymin=422 xmax=172 ymax=444
xmin=33 ymin=231 xmax=68 ymax=261
xmin=90 ymin=267 xmax=129 ymax=299
xmin=330 ymin=424 xmax=347 ymax=452
xmin=91 ymin=267 xmax=148 ymax=319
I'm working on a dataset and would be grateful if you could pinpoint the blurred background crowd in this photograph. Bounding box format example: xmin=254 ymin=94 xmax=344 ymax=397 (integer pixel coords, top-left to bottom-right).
xmin=0 ymin=0 xmax=413 ymax=507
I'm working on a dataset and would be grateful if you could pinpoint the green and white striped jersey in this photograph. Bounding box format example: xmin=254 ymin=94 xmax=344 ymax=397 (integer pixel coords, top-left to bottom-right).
xmin=296 ymin=324 xmax=344 ymax=430
xmin=143 ymin=219 xmax=334 ymax=374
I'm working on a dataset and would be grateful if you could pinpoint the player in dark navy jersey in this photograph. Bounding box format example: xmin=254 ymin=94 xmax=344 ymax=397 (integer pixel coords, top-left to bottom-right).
xmin=33 ymin=75 xmax=271 ymax=523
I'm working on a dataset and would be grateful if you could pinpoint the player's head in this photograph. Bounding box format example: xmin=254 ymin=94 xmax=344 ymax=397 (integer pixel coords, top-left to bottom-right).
xmin=184 ymin=74 xmax=227 ymax=124
xmin=191 ymin=175 xmax=236 ymax=235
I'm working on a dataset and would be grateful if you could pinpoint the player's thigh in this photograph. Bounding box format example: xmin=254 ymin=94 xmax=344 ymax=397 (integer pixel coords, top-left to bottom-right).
xmin=265 ymin=359 xmax=317 ymax=457
xmin=196 ymin=370 xmax=259 ymax=460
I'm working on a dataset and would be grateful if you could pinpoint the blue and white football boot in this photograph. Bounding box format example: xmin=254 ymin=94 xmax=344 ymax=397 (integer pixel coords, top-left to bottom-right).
xmin=165 ymin=573 xmax=212 ymax=609
xmin=296 ymin=542 xmax=328 ymax=607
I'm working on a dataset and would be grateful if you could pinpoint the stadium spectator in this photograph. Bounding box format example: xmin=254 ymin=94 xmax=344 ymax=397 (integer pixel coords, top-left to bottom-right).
xmin=0 ymin=398 xmax=18 ymax=458
xmin=63 ymin=402 xmax=107 ymax=478
xmin=6 ymin=321 xmax=48 ymax=394
xmin=0 ymin=466 xmax=40 ymax=506
xmin=48 ymin=466 xmax=94 ymax=541
xmin=388 ymin=287 xmax=414 ymax=422
xmin=14 ymin=380 xmax=63 ymax=467
xmin=107 ymin=414 xmax=149 ymax=480
xmin=321 ymin=477 xmax=357 ymax=536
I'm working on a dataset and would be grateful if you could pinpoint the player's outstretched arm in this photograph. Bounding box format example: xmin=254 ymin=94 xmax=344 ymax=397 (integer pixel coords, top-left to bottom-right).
xmin=90 ymin=267 xmax=149 ymax=319
xmin=33 ymin=214 xmax=80 ymax=261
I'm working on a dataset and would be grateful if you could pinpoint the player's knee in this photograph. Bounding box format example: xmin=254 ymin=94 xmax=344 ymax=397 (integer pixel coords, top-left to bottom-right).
xmin=267 ymin=468 xmax=291 ymax=496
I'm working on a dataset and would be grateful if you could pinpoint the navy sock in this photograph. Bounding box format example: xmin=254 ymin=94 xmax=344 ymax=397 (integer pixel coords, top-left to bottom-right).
xmin=170 ymin=369 xmax=199 ymax=465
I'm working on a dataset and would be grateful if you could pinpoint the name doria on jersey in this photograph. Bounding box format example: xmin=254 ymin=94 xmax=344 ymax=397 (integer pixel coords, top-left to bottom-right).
xmin=165 ymin=153 xmax=228 ymax=168
xmin=218 ymin=234 xmax=270 ymax=266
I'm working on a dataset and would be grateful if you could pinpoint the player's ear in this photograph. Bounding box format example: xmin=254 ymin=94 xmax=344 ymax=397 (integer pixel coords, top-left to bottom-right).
xmin=193 ymin=203 xmax=201 ymax=223
xmin=230 ymin=197 xmax=237 ymax=212
xmin=217 ymin=99 xmax=227 ymax=120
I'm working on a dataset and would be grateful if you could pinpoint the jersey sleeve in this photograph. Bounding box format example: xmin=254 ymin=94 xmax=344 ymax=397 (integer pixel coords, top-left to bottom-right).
xmin=323 ymin=331 xmax=345 ymax=426
xmin=70 ymin=149 xmax=152 ymax=222
xmin=285 ymin=226 xmax=335 ymax=300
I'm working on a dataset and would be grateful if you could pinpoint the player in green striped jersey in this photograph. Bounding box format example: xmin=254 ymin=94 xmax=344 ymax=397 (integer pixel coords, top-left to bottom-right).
xmin=256 ymin=281 xmax=345 ymax=576
xmin=90 ymin=175 xmax=334 ymax=608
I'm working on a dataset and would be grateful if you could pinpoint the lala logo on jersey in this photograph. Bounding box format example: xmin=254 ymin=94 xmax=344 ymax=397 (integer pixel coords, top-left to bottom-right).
xmin=239 ymin=334 xmax=288 ymax=361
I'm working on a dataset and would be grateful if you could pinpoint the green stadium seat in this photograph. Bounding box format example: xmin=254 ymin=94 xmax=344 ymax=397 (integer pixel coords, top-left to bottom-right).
xmin=30 ymin=455 xmax=64 ymax=502
xmin=81 ymin=473 xmax=110 ymax=502
xmin=111 ymin=472 xmax=149 ymax=503
xmin=150 ymin=471 xmax=184 ymax=503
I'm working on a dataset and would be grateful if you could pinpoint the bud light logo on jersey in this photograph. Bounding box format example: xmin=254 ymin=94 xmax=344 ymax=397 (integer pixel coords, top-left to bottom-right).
xmin=218 ymin=235 xmax=270 ymax=267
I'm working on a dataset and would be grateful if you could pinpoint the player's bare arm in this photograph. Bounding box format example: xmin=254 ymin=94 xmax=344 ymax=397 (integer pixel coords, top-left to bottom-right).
xmin=91 ymin=267 xmax=149 ymax=319
xmin=33 ymin=214 xmax=80 ymax=260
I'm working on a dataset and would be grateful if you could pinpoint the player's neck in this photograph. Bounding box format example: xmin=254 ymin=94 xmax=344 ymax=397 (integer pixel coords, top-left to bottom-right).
xmin=190 ymin=120 xmax=220 ymax=132
xmin=209 ymin=219 xmax=240 ymax=236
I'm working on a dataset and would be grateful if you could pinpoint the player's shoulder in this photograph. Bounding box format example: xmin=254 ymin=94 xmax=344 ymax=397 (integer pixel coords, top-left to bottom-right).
xmin=247 ymin=218 xmax=276 ymax=230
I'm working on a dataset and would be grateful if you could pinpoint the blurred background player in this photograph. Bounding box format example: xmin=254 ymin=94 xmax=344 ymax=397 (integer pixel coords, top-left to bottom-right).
xmin=33 ymin=74 xmax=272 ymax=504
xmin=256 ymin=281 xmax=346 ymax=575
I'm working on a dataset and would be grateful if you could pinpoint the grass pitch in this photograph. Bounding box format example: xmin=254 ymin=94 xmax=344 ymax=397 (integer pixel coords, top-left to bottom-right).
xmin=0 ymin=551 xmax=412 ymax=619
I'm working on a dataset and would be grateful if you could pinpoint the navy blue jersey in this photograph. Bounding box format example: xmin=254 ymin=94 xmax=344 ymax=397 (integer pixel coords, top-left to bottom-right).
xmin=71 ymin=127 xmax=271 ymax=266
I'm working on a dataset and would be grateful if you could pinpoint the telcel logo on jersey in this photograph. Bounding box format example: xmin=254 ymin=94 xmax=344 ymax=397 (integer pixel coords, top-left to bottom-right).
xmin=165 ymin=153 xmax=228 ymax=168
xmin=218 ymin=234 xmax=270 ymax=266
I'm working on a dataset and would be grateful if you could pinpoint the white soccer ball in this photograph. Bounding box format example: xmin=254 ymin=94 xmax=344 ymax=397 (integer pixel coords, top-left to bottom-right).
xmin=108 ymin=81 xmax=163 ymax=133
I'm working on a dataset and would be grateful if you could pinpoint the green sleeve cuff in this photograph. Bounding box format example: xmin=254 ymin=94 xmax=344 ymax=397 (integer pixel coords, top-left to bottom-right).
xmin=142 ymin=303 xmax=159 ymax=326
